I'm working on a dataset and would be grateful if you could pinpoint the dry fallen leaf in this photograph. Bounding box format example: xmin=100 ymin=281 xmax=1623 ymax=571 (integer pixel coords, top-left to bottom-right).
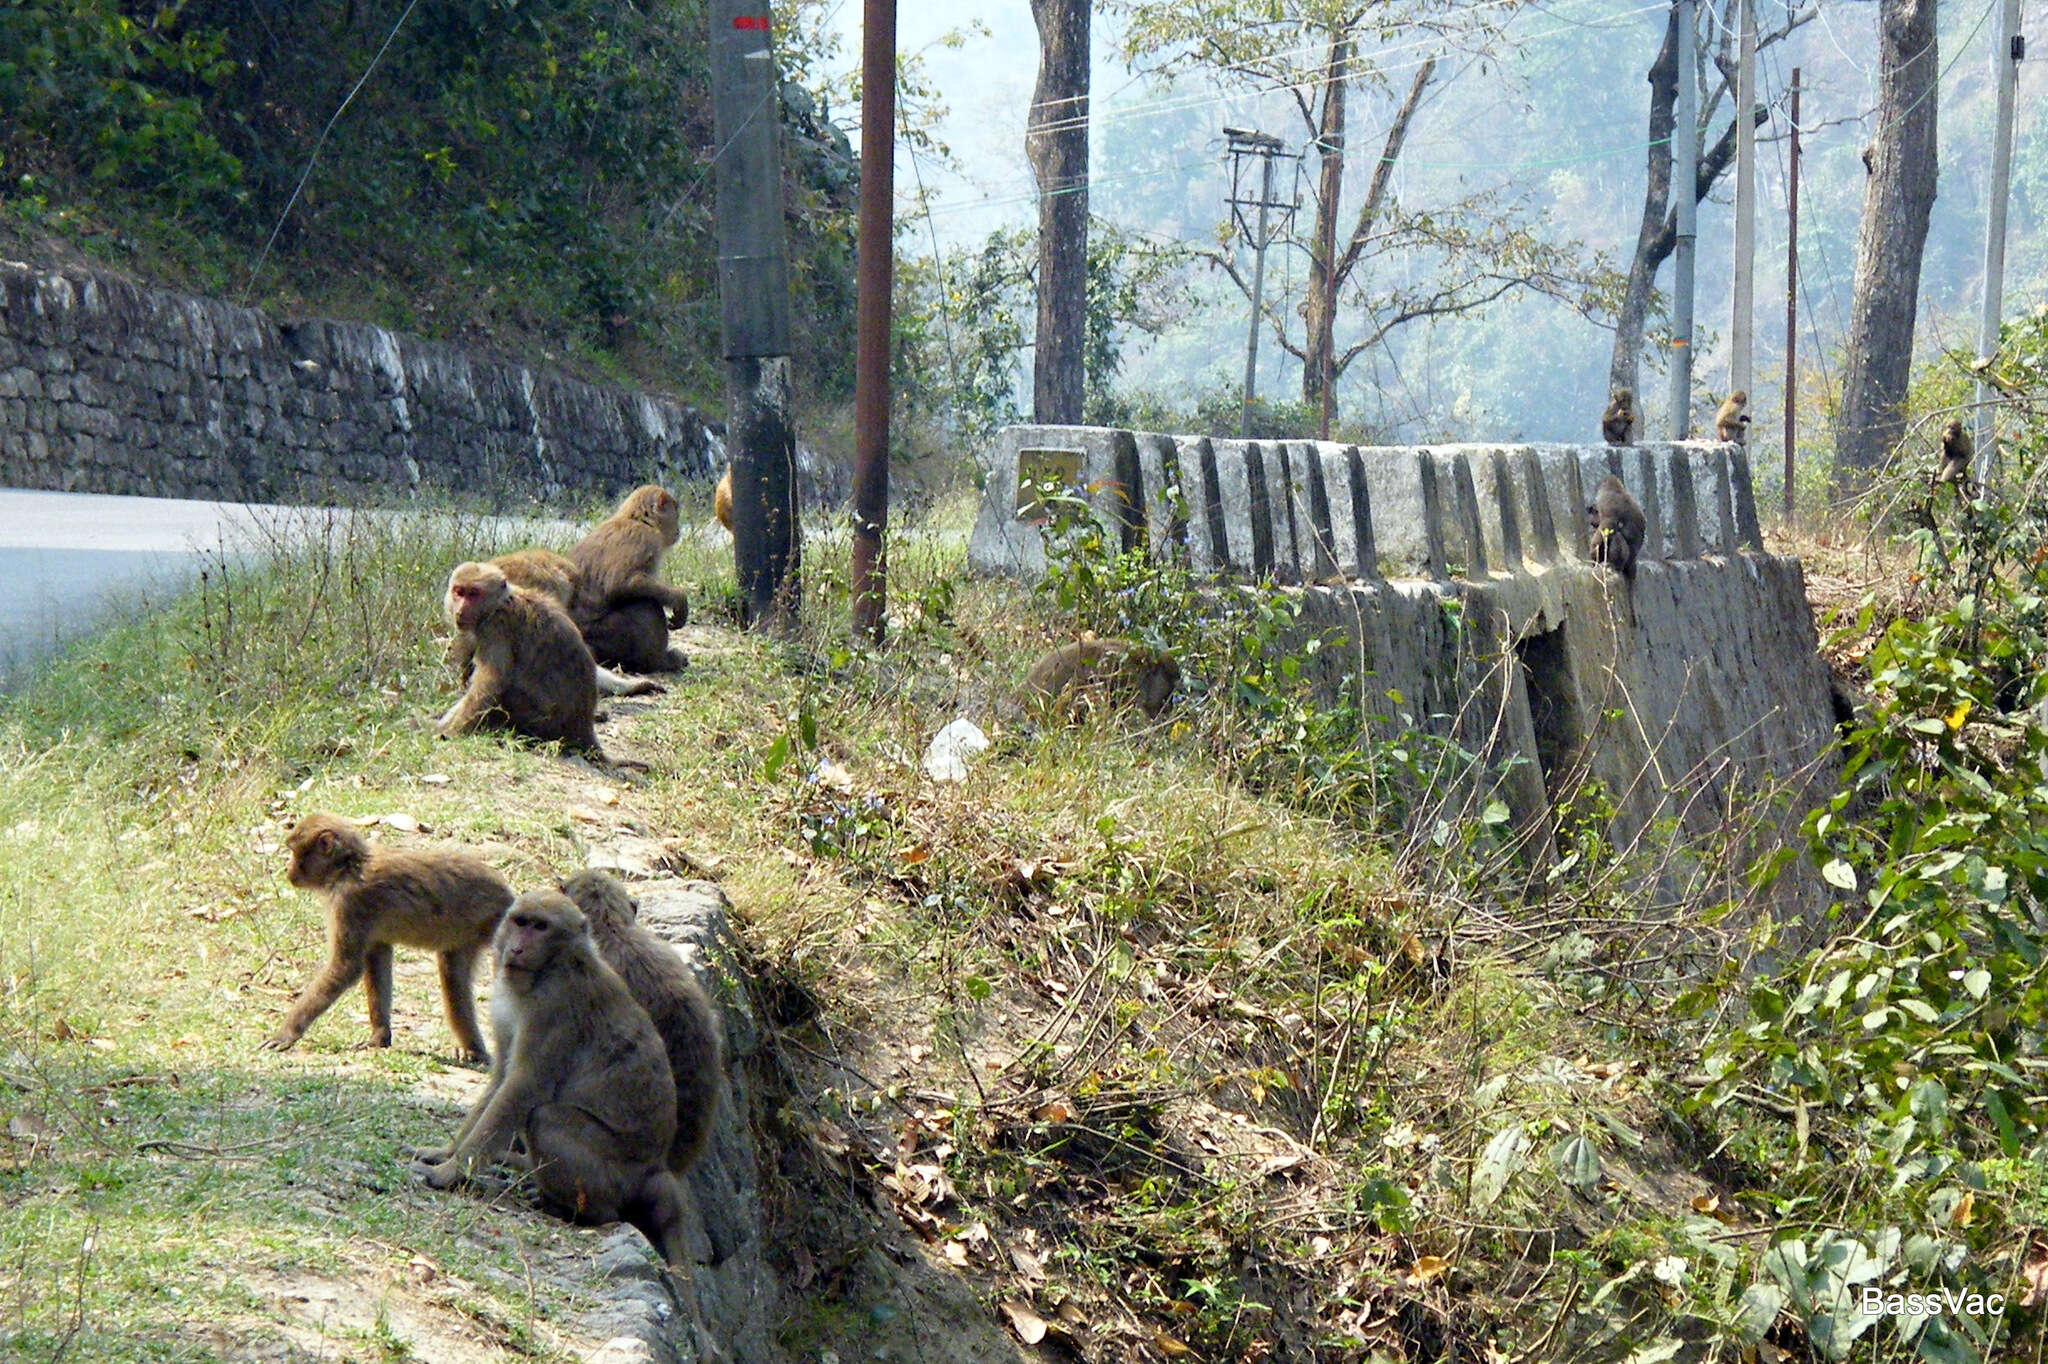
xmin=1032 ymin=1099 xmax=1073 ymax=1124
xmin=1950 ymin=1190 xmax=1975 ymax=1228
xmin=898 ymin=843 xmax=932 ymax=865
xmin=1403 ymin=1255 xmax=1450 ymax=1286
xmin=1154 ymin=1333 xmax=1193 ymax=1358
xmin=2019 ymin=1235 xmax=2048 ymax=1308
xmin=1002 ymin=1300 xmax=1048 ymax=1346
xmin=374 ymin=812 xmax=423 ymax=833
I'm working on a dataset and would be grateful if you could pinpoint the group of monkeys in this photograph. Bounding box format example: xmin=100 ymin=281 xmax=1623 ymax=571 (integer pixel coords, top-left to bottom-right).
xmin=439 ymin=483 xmax=696 ymax=767
xmin=1599 ymin=385 xmax=1753 ymax=450
xmin=259 ymin=813 xmax=724 ymax=1265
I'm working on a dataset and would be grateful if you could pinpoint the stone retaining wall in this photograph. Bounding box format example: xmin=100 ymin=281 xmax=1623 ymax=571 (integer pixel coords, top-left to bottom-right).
xmin=0 ymin=258 xmax=722 ymax=504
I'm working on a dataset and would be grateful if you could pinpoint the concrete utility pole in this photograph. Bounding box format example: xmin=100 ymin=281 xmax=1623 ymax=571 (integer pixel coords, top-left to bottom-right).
xmin=1731 ymin=0 xmax=1757 ymax=396
xmin=850 ymin=0 xmax=895 ymax=641
xmin=1224 ymin=128 xmax=1293 ymax=439
xmin=1784 ymin=69 xmax=1801 ymax=522
xmin=710 ymin=0 xmax=801 ymax=629
xmin=1974 ymin=0 xmax=2023 ymax=484
xmin=1668 ymin=0 xmax=1699 ymax=438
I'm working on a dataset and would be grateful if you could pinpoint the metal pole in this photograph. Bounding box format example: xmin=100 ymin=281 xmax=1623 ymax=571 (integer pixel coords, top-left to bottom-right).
xmin=1241 ymin=149 xmax=1274 ymax=440
xmin=1731 ymin=0 xmax=1757 ymax=395
xmin=1783 ymin=69 xmax=1801 ymax=522
xmin=1974 ymin=0 xmax=2022 ymax=484
xmin=711 ymin=0 xmax=799 ymax=629
xmin=1668 ymin=0 xmax=1698 ymax=439
xmin=850 ymin=0 xmax=895 ymax=641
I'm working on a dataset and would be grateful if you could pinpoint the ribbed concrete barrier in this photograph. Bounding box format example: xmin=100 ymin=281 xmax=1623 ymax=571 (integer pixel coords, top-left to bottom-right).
xmin=970 ymin=425 xmax=1835 ymax=864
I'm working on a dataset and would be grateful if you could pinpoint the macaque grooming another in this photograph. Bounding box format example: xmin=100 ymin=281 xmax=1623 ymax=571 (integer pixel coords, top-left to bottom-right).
xmin=560 ymin=869 xmax=726 ymax=1174
xmin=450 ymin=550 xmax=663 ymax=698
xmin=1602 ymin=389 xmax=1636 ymax=445
xmin=438 ymin=562 xmax=608 ymax=760
xmin=1024 ymin=635 xmax=1181 ymax=721
xmin=1586 ymin=475 xmax=1647 ymax=580
xmin=411 ymin=891 xmax=687 ymax=1265
xmin=1715 ymin=390 xmax=1750 ymax=444
xmin=569 ymin=485 xmax=690 ymax=674
xmin=261 ymin=812 xmax=512 ymax=1061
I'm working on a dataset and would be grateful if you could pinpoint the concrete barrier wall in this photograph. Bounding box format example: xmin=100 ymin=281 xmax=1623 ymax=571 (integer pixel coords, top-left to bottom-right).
xmin=970 ymin=424 xmax=1764 ymax=584
xmin=971 ymin=424 xmax=1832 ymax=868
xmin=0 ymin=259 xmax=722 ymax=504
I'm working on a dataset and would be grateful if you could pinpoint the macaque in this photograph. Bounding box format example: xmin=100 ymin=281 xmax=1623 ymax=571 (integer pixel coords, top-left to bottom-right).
xmin=559 ymin=870 xmax=725 ymax=1174
xmin=1933 ymin=419 xmax=1975 ymax=489
xmin=411 ymin=891 xmax=686 ymax=1265
xmin=1586 ymin=475 xmax=1647 ymax=580
xmin=714 ymin=468 xmax=733 ymax=533
xmin=1715 ymin=390 xmax=1750 ymax=444
xmin=569 ymin=486 xmax=690 ymax=674
xmin=260 ymin=812 xmax=511 ymax=1062
xmin=438 ymin=562 xmax=608 ymax=761
xmin=449 ymin=550 xmax=663 ymax=698
xmin=1602 ymin=389 xmax=1636 ymax=446
xmin=1024 ymin=635 xmax=1181 ymax=721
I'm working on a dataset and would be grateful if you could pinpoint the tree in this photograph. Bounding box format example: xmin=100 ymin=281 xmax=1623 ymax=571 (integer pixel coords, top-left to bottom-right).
xmin=1834 ymin=0 xmax=1939 ymax=488
xmin=1608 ymin=0 xmax=1810 ymax=410
xmin=1027 ymin=0 xmax=1090 ymax=425
xmin=1114 ymin=0 xmax=1618 ymax=430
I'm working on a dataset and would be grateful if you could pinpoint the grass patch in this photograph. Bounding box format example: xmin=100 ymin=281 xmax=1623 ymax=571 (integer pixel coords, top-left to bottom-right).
xmin=2 ymin=491 xmax=2033 ymax=1362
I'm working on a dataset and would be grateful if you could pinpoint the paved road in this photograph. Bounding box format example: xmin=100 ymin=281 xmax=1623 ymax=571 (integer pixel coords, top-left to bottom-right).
xmin=0 ymin=489 xmax=322 ymax=683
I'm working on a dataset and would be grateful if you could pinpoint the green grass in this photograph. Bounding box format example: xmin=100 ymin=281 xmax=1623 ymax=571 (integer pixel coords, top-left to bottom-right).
xmin=2 ymin=495 xmax=2001 ymax=1362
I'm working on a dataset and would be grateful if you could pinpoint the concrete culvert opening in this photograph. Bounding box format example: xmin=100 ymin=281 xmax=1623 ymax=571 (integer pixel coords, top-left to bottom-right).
xmin=1516 ymin=624 xmax=1583 ymax=820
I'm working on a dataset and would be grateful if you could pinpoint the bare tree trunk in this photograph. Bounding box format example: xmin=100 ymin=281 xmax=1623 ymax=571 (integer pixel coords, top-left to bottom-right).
xmin=1610 ymin=5 xmax=1680 ymax=408
xmin=1303 ymin=32 xmax=1350 ymax=431
xmin=1834 ymin=0 xmax=1938 ymax=489
xmin=1027 ymin=0 xmax=1088 ymax=425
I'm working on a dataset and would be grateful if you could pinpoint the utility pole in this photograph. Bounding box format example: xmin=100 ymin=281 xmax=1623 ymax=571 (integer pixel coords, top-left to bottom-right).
xmin=1668 ymin=0 xmax=1698 ymax=439
xmin=1731 ymin=0 xmax=1757 ymax=396
xmin=710 ymin=0 xmax=800 ymax=628
xmin=850 ymin=0 xmax=895 ymax=641
xmin=1783 ymin=69 xmax=1801 ymax=522
xmin=1973 ymin=0 xmax=2023 ymax=484
xmin=1224 ymin=128 xmax=1293 ymax=439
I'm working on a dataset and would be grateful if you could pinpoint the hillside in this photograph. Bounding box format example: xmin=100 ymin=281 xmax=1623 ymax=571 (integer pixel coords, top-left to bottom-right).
xmin=0 ymin=0 xmax=858 ymax=416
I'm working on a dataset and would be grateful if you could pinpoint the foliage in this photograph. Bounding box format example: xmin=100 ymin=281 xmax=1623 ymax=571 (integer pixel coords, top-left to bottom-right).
xmin=0 ymin=0 xmax=859 ymax=404
xmin=894 ymin=219 xmax=1195 ymax=444
xmin=1689 ymin=310 xmax=2048 ymax=1361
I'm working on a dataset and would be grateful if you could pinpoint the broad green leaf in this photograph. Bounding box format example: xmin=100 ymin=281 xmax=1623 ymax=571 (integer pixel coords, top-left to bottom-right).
xmin=1549 ymin=1133 xmax=1601 ymax=1194
xmin=1470 ymin=1124 xmax=1529 ymax=1211
xmin=1822 ymin=858 xmax=1858 ymax=890
xmin=1735 ymin=1282 xmax=1786 ymax=1344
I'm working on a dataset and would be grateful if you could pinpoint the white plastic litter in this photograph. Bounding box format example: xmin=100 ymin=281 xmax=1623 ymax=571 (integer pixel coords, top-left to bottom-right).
xmin=921 ymin=718 xmax=990 ymax=783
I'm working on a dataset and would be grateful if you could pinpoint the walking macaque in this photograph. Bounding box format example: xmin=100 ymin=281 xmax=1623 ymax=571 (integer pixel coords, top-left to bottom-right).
xmin=411 ymin=891 xmax=686 ymax=1265
xmin=1715 ymin=390 xmax=1751 ymax=444
xmin=559 ymin=870 xmax=725 ymax=1174
xmin=1586 ymin=475 xmax=1647 ymax=580
xmin=714 ymin=468 xmax=733 ymax=533
xmin=438 ymin=562 xmax=608 ymax=760
xmin=1602 ymin=389 xmax=1636 ymax=445
xmin=569 ymin=486 xmax=690 ymax=674
xmin=1024 ymin=635 xmax=1181 ymax=721
xmin=1933 ymin=419 xmax=1975 ymax=490
xmin=449 ymin=550 xmax=663 ymax=698
xmin=261 ymin=812 xmax=511 ymax=1061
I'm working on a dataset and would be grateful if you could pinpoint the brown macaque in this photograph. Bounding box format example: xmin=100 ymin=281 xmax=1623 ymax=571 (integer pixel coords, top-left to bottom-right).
xmin=559 ymin=870 xmax=725 ymax=1174
xmin=1715 ymin=390 xmax=1751 ymax=444
xmin=411 ymin=891 xmax=686 ymax=1265
xmin=1024 ymin=635 xmax=1182 ymax=721
xmin=1602 ymin=389 xmax=1636 ymax=446
xmin=438 ymin=562 xmax=610 ymax=761
xmin=1586 ymin=475 xmax=1647 ymax=580
xmin=1933 ymin=419 xmax=1975 ymax=489
xmin=569 ymin=485 xmax=690 ymax=674
xmin=261 ymin=812 xmax=511 ymax=1062
xmin=448 ymin=550 xmax=664 ymax=699
xmin=714 ymin=468 xmax=733 ymax=534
